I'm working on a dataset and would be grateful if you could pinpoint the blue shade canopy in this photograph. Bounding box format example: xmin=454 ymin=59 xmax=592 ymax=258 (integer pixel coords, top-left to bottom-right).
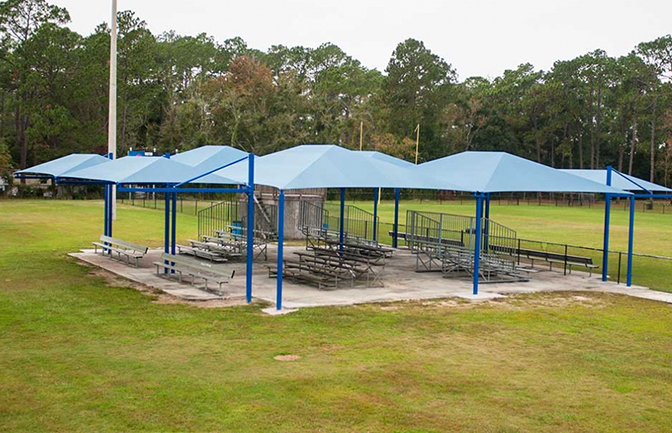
xmin=171 ymin=145 xmax=248 ymax=172
xmin=14 ymin=154 xmax=109 ymax=179
xmin=61 ymin=155 xmax=242 ymax=185
xmin=359 ymin=151 xmax=415 ymax=167
xmin=561 ymin=169 xmax=672 ymax=193
xmin=419 ymin=151 xmax=629 ymax=194
xmin=216 ymin=144 xmax=464 ymax=190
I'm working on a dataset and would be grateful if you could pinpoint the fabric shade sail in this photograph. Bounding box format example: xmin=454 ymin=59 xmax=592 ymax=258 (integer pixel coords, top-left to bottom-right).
xmin=14 ymin=154 xmax=110 ymax=179
xmin=61 ymin=155 xmax=242 ymax=185
xmin=561 ymin=169 xmax=672 ymax=193
xmin=171 ymin=145 xmax=248 ymax=173
xmin=215 ymin=144 xmax=463 ymax=191
xmin=358 ymin=151 xmax=415 ymax=168
xmin=419 ymin=151 xmax=629 ymax=195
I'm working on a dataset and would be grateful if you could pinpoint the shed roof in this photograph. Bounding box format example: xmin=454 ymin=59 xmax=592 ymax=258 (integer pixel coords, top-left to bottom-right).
xmin=560 ymin=169 xmax=672 ymax=193
xmin=61 ymin=155 xmax=241 ymax=185
xmin=171 ymin=145 xmax=248 ymax=172
xmin=216 ymin=144 xmax=461 ymax=190
xmin=419 ymin=151 xmax=629 ymax=194
xmin=14 ymin=154 xmax=110 ymax=179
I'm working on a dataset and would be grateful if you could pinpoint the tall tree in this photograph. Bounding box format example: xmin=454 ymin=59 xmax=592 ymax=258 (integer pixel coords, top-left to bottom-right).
xmin=0 ymin=0 xmax=69 ymax=168
xmin=383 ymin=39 xmax=456 ymax=160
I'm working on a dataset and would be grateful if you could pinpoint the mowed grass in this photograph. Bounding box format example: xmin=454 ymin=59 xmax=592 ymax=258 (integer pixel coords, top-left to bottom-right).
xmin=342 ymin=199 xmax=672 ymax=292
xmin=1 ymin=200 xmax=672 ymax=432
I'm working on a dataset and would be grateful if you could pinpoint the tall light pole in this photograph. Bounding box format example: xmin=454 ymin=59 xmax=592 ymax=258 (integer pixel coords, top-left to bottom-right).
xmin=108 ymin=0 xmax=118 ymax=219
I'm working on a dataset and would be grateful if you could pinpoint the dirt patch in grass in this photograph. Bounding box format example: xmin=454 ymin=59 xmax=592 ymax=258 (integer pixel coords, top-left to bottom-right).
xmin=86 ymin=266 xmax=161 ymax=294
xmin=378 ymin=292 xmax=612 ymax=312
xmin=152 ymin=296 xmax=251 ymax=308
xmin=274 ymin=354 xmax=301 ymax=361
xmin=495 ymin=292 xmax=610 ymax=309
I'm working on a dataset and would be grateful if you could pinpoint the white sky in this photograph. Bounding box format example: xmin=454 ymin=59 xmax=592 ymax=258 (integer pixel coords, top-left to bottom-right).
xmin=56 ymin=0 xmax=672 ymax=80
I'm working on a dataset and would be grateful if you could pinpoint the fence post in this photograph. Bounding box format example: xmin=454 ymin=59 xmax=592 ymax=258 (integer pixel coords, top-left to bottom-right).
xmin=517 ymin=238 xmax=521 ymax=265
xmin=617 ymin=252 xmax=622 ymax=285
xmin=563 ymin=244 xmax=568 ymax=276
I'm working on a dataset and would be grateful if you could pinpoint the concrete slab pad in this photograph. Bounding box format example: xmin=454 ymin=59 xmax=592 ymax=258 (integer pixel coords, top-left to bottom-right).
xmin=69 ymin=246 xmax=672 ymax=309
xmin=262 ymin=307 xmax=299 ymax=316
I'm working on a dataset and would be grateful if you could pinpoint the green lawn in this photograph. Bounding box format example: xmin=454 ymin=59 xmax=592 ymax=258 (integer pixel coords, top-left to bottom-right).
xmin=2 ymin=200 xmax=672 ymax=432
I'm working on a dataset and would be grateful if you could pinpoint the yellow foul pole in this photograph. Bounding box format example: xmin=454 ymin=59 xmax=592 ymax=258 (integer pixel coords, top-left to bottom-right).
xmin=414 ymin=123 xmax=420 ymax=165
xmin=359 ymin=121 xmax=363 ymax=151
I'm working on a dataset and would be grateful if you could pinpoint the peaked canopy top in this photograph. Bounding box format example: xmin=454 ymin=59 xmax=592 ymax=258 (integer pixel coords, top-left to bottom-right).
xmin=419 ymin=151 xmax=629 ymax=195
xmin=561 ymin=169 xmax=672 ymax=193
xmin=14 ymin=154 xmax=110 ymax=179
xmin=216 ymin=144 xmax=462 ymax=191
xmin=61 ymin=155 xmax=242 ymax=185
xmin=171 ymin=145 xmax=248 ymax=172
xmin=359 ymin=151 xmax=415 ymax=168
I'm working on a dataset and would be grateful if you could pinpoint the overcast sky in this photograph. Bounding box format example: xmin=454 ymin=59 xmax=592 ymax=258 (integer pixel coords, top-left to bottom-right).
xmin=55 ymin=0 xmax=672 ymax=80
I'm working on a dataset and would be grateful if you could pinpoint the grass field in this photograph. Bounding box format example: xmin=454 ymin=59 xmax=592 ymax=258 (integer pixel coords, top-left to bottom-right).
xmin=2 ymin=200 xmax=672 ymax=432
xmin=336 ymin=199 xmax=672 ymax=292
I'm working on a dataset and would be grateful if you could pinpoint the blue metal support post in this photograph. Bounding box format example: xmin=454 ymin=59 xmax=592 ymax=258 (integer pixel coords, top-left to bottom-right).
xmin=602 ymin=166 xmax=613 ymax=281
xmin=171 ymin=191 xmax=177 ymax=273
xmin=107 ymin=185 xmax=113 ymax=238
xmin=484 ymin=193 xmax=491 ymax=252
xmin=164 ymin=185 xmax=170 ymax=274
xmin=393 ymin=188 xmax=400 ymax=248
xmin=276 ymin=190 xmax=285 ymax=310
xmin=372 ymin=188 xmax=379 ymax=242
xmin=245 ymin=154 xmax=255 ymax=303
xmin=473 ymin=194 xmax=484 ymax=295
xmin=106 ymin=152 xmax=114 ymax=241
xmin=103 ymin=184 xmax=110 ymax=254
xmin=339 ymin=188 xmax=345 ymax=253
xmin=103 ymin=184 xmax=109 ymax=237
xmin=627 ymin=195 xmax=635 ymax=286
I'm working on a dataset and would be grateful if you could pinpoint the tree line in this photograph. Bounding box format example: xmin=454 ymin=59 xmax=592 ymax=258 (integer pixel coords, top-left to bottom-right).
xmin=1 ymin=0 xmax=672 ymax=186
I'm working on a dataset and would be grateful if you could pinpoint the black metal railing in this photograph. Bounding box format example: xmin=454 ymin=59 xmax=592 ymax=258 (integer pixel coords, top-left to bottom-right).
xmin=197 ymin=200 xmax=242 ymax=240
xmin=298 ymin=201 xmax=380 ymax=242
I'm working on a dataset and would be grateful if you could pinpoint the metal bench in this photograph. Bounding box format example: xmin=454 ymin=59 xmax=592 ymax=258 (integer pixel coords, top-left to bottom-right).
xmin=153 ymin=253 xmax=234 ymax=295
xmin=310 ymin=247 xmax=386 ymax=284
xmin=92 ymin=235 xmax=148 ymax=267
xmin=490 ymin=245 xmax=599 ymax=275
xmin=177 ymin=240 xmax=229 ymax=262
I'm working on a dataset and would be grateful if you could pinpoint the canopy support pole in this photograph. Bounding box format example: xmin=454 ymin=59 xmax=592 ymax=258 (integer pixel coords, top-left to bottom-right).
xmin=393 ymin=188 xmax=400 ymax=248
xmin=108 ymin=185 xmax=113 ymax=238
xmin=602 ymin=166 xmax=613 ymax=282
xmin=372 ymin=188 xmax=379 ymax=242
xmin=164 ymin=185 xmax=170 ymax=274
xmin=484 ymin=193 xmax=491 ymax=252
xmin=627 ymin=195 xmax=635 ymax=286
xmin=103 ymin=184 xmax=109 ymax=237
xmin=103 ymin=184 xmax=110 ymax=254
xmin=171 ymin=191 xmax=177 ymax=273
xmin=339 ymin=188 xmax=345 ymax=253
xmin=473 ymin=194 xmax=484 ymax=295
xmin=246 ymin=154 xmax=255 ymax=304
xmin=276 ymin=190 xmax=285 ymax=310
